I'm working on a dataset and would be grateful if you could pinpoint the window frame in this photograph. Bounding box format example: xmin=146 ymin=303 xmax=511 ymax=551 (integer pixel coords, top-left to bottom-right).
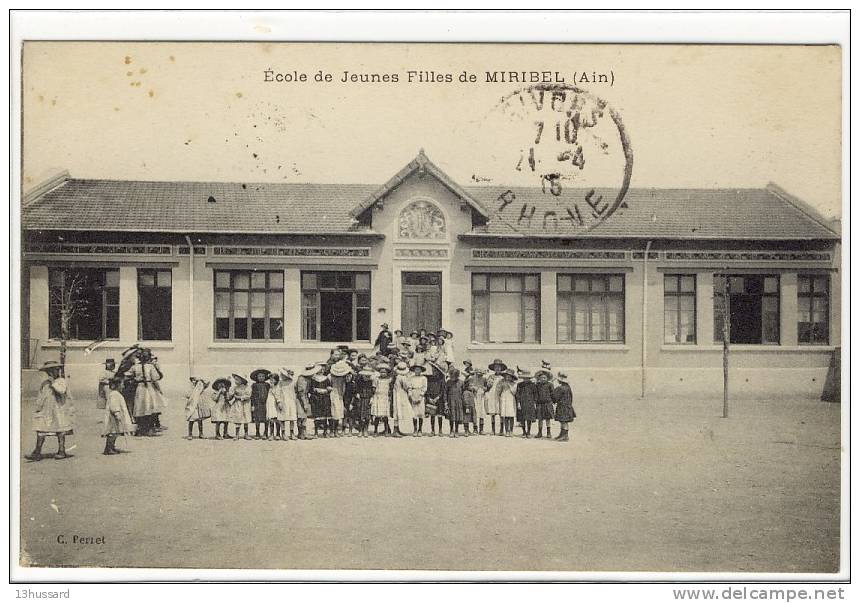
xmin=797 ymin=274 xmax=830 ymax=345
xmin=48 ymin=267 xmax=120 ymax=341
xmin=713 ymin=273 xmax=781 ymax=345
xmin=300 ymin=270 xmax=372 ymax=342
xmin=213 ymin=269 xmax=284 ymax=342
xmin=663 ymin=274 xmax=697 ymax=345
xmin=556 ymin=273 xmax=625 ymax=344
xmin=471 ymin=273 xmax=541 ymax=344
xmin=137 ymin=268 xmax=173 ymax=341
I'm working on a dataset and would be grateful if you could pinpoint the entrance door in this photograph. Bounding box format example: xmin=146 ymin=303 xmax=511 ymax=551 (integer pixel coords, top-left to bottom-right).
xmin=401 ymin=272 xmax=442 ymax=334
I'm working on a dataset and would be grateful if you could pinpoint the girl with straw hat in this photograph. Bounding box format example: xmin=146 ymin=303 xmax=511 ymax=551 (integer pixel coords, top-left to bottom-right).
xmin=210 ymin=378 xmax=233 ymax=440
xmin=534 ymin=365 xmax=556 ymax=439
xmin=295 ymin=364 xmax=320 ymax=439
xmin=371 ymin=364 xmax=393 ymax=436
xmin=228 ymin=374 xmax=253 ymax=441
xmin=26 ymin=360 xmax=74 ymax=461
xmin=272 ymin=368 xmax=299 ymax=441
xmin=551 ymin=371 xmax=576 ymax=442
xmin=406 ymin=364 xmax=428 ymax=436
xmin=309 ymin=364 xmax=333 ymax=438
xmin=498 ymin=369 xmax=518 ymax=437
xmin=184 ymin=377 xmax=211 ymax=440
xmin=485 ymin=359 xmax=507 ymax=436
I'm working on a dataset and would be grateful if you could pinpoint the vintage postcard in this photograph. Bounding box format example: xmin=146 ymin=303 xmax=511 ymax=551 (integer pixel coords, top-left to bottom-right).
xmin=10 ymin=11 xmax=848 ymax=584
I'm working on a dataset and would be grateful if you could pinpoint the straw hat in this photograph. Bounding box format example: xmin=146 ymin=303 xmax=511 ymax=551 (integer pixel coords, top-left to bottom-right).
xmin=488 ymin=358 xmax=507 ymax=372
xmin=213 ymin=377 xmax=232 ymax=391
xmin=329 ymin=360 xmax=353 ymax=377
xmin=502 ymin=368 xmax=517 ymax=380
xmin=279 ymin=367 xmax=295 ymax=379
xmin=301 ymin=363 xmax=322 ymax=377
xmin=39 ymin=360 xmax=63 ymax=373
xmin=394 ymin=361 xmax=410 ymax=375
xmin=250 ymin=368 xmax=271 ymax=382
xmin=516 ymin=367 xmax=533 ymax=379
xmin=232 ymin=373 xmax=248 ymax=385
xmin=377 ymin=364 xmax=392 ymax=375
xmin=409 ymin=364 xmax=429 ymax=375
xmin=556 ymin=371 xmax=569 ymax=382
xmin=535 ymin=368 xmax=553 ymax=380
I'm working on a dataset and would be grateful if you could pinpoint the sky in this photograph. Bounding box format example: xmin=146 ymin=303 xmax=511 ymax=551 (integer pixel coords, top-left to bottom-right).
xmin=22 ymin=42 xmax=842 ymax=218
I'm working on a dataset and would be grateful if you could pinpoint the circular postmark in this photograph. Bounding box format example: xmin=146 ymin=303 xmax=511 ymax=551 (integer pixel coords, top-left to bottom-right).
xmin=483 ymin=84 xmax=633 ymax=235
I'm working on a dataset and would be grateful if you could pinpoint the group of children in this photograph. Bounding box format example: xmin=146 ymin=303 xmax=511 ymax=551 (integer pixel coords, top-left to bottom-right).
xmin=180 ymin=332 xmax=577 ymax=442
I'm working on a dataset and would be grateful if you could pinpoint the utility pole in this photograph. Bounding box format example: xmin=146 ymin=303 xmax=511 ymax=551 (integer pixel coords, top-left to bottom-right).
xmin=722 ymin=275 xmax=731 ymax=419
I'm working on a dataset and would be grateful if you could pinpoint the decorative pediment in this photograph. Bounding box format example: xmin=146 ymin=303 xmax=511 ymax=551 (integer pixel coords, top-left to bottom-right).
xmin=398 ymin=199 xmax=446 ymax=239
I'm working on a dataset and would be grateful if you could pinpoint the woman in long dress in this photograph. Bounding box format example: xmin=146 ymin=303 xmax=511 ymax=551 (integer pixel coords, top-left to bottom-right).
xmin=26 ymin=360 xmax=74 ymax=461
xmin=391 ymin=361 xmax=413 ymax=437
xmin=129 ymin=351 xmax=166 ymax=437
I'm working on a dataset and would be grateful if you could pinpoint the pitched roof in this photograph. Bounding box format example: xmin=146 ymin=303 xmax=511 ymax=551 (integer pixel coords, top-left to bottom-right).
xmin=22 ymin=170 xmax=838 ymax=241
xmin=348 ymin=149 xmax=489 ymax=219
xmin=23 ymin=178 xmax=381 ymax=235
xmin=464 ymin=186 xmax=839 ymax=240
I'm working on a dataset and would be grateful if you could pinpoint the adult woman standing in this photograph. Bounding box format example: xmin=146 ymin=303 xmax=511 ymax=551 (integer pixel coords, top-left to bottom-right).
xmin=391 ymin=361 xmax=413 ymax=437
xmin=129 ymin=349 xmax=165 ymax=437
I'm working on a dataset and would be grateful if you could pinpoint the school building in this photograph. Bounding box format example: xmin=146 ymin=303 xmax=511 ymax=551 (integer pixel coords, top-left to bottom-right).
xmin=21 ymin=150 xmax=841 ymax=399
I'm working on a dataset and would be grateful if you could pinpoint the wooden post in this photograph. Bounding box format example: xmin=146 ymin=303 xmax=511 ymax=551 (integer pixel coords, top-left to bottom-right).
xmin=722 ymin=275 xmax=730 ymax=419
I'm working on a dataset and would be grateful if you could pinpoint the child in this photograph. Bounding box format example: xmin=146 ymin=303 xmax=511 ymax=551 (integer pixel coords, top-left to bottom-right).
xmin=515 ymin=368 xmax=537 ymax=438
xmin=266 ymin=373 xmax=281 ymax=440
xmin=424 ymin=361 xmax=446 ymax=436
xmin=329 ymin=360 xmax=352 ymax=437
xmin=249 ymin=369 xmax=272 ymax=439
xmin=309 ymin=365 xmax=333 ymax=437
xmin=498 ymin=369 xmax=518 ymax=437
xmin=534 ymin=365 xmax=555 ymax=439
xmin=465 ymin=365 xmax=487 ymax=435
xmin=229 ymin=374 xmax=253 ymax=441
xmin=446 ymin=367 xmax=465 ymax=437
xmin=274 ymin=368 xmax=299 ymax=440
xmin=551 ymin=371 xmax=576 ymax=442
xmin=97 ymin=358 xmax=115 ymax=410
xmin=296 ymin=364 xmax=318 ymax=439
xmin=393 ymin=329 xmax=406 ymax=350
xmin=440 ymin=329 xmax=455 ymax=365
xmin=407 ymin=364 xmax=428 ymax=436
xmin=485 ymin=359 xmax=507 ymax=436
xmin=184 ymin=377 xmax=211 ymax=439
xmin=353 ymin=365 xmax=376 ymax=437
xmin=210 ymin=378 xmax=232 ymax=440
xmin=371 ymin=364 xmax=393 ymax=436
xmin=102 ymin=377 xmax=135 ymax=455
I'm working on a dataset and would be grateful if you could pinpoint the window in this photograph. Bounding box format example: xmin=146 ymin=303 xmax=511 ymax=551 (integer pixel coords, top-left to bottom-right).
xmin=798 ymin=274 xmax=829 ymax=344
xmin=301 ymin=271 xmax=371 ymax=342
xmin=138 ymin=268 xmax=172 ymax=340
xmin=714 ymin=275 xmax=779 ymax=344
xmin=472 ymin=273 xmax=540 ymax=343
xmin=214 ymin=270 xmax=284 ymax=341
xmin=48 ymin=268 xmax=119 ymax=340
xmin=557 ymin=274 xmax=624 ymax=343
xmin=664 ymin=274 xmax=696 ymax=344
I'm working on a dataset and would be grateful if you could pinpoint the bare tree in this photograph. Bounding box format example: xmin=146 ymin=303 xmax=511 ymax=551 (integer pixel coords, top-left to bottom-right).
xmin=49 ymin=270 xmax=93 ymax=374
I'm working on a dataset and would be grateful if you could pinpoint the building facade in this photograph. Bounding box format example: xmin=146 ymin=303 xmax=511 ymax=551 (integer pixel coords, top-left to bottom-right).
xmin=21 ymin=151 xmax=841 ymax=399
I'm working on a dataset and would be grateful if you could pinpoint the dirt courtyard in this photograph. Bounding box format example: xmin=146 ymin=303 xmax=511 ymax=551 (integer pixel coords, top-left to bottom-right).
xmin=17 ymin=394 xmax=841 ymax=574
